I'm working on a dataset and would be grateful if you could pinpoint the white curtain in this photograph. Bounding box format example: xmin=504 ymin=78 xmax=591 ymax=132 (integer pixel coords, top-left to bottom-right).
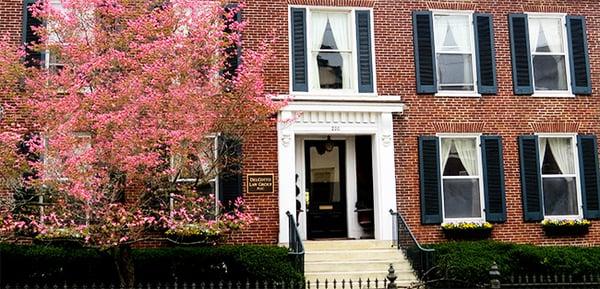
xmin=441 ymin=139 xmax=453 ymax=174
xmin=539 ymin=138 xmax=548 ymax=166
xmin=434 ymin=15 xmax=471 ymax=52
xmin=310 ymin=13 xmax=329 ymax=90
xmin=434 ymin=15 xmax=472 ymax=88
xmin=454 ymin=139 xmax=478 ymax=176
xmin=547 ymin=138 xmax=575 ymax=174
xmin=327 ymin=13 xmax=350 ymax=89
xmin=327 ymin=13 xmax=349 ymax=50
xmin=529 ymin=18 xmax=564 ymax=53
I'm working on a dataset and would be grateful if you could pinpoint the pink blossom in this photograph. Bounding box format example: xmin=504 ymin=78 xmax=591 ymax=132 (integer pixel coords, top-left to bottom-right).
xmin=0 ymin=0 xmax=271 ymax=247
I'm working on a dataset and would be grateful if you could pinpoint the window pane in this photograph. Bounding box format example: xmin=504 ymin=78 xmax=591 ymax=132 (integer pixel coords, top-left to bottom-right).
xmin=442 ymin=138 xmax=479 ymax=176
xmin=434 ymin=15 xmax=471 ymax=52
xmin=443 ymin=178 xmax=481 ymax=218
xmin=310 ymin=12 xmax=352 ymax=90
xmin=312 ymin=12 xmax=349 ymax=51
xmin=316 ymin=52 xmax=351 ymax=89
xmin=543 ymin=177 xmax=578 ymax=216
xmin=437 ymin=54 xmax=474 ymax=91
xmin=540 ymin=137 xmax=575 ymax=175
xmin=533 ymin=55 xmax=568 ymax=91
xmin=529 ymin=18 xmax=564 ymax=53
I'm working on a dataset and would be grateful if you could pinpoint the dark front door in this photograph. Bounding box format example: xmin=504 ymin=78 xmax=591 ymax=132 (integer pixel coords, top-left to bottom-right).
xmin=305 ymin=140 xmax=347 ymax=239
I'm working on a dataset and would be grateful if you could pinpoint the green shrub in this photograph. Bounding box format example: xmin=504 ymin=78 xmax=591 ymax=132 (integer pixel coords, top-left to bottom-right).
xmin=133 ymin=245 xmax=303 ymax=282
xmin=429 ymin=241 xmax=600 ymax=286
xmin=0 ymin=244 xmax=302 ymax=284
xmin=0 ymin=244 xmax=116 ymax=282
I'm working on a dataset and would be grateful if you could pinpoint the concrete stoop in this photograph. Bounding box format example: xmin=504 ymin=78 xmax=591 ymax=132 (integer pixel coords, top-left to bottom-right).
xmin=303 ymin=240 xmax=418 ymax=287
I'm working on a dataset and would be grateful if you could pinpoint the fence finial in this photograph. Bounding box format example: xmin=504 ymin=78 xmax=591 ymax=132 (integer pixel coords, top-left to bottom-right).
xmin=489 ymin=262 xmax=501 ymax=289
xmin=387 ymin=264 xmax=397 ymax=289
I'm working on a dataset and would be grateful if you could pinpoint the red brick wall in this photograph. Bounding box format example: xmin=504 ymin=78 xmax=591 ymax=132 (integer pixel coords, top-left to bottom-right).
xmin=389 ymin=1 xmax=600 ymax=245
xmin=0 ymin=0 xmax=26 ymax=129
xmin=230 ymin=123 xmax=280 ymax=244
xmin=0 ymin=0 xmax=22 ymax=46
xmin=6 ymin=0 xmax=600 ymax=246
xmin=0 ymin=0 xmax=25 ymax=202
xmin=242 ymin=0 xmax=600 ymax=245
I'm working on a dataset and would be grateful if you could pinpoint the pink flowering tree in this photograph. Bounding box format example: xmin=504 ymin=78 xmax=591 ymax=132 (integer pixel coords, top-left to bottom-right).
xmin=0 ymin=0 xmax=280 ymax=285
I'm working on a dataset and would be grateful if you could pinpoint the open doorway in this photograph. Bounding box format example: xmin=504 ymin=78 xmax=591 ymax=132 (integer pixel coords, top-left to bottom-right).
xmin=355 ymin=135 xmax=375 ymax=239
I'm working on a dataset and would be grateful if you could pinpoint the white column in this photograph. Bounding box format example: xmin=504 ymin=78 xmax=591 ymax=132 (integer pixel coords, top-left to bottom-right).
xmin=372 ymin=112 xmax=397 ymax=240
xmin=278 ymin=111 xmax=296 ymax=244
xmin=295 ymin=136 xmax=307 ymax=240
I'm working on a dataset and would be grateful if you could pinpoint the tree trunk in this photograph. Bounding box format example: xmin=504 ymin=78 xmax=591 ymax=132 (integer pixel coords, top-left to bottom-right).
xmin=112 ymin=244 xmax=135 ymax=288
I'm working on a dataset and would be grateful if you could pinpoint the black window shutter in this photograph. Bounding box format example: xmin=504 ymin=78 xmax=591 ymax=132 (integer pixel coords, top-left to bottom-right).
xmin=566 ymin=16 xmax=592 ymax=95
xmin=474 ymin=14 xmax=497 ymax=95
xmin=578 ymin=135 xmax=600 ymax=219
xmin=224 ymin=4 xmax=242 ymax=79
xmin=291 ymin=8 xmax=308 ymax=92
xmin=412 ymin=11 xmax=437 ymax=94
xmin=509 ymin=14 xmax=533 ymax=95
xmin=518 ymin=135 xmax=543 ymax=221
xmin=218 ymin=135 xmax=243 ymax=206
xmin=355 ymin=10 xmax=374 ymax=93
xmin=22 ymin=0 xmax=43 ymax=67
xmin=481 ymin=136 xmax=506 ymax=222
xmin=418 ymin=136 xmax=442 ymax=224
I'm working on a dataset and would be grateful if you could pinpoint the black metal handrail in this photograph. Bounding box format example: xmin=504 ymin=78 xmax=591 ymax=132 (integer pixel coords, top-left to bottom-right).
xmin=286 ymin=211 xmax=304 ymax=274
xmin=389 ymin=209 xmax=435 ymax=279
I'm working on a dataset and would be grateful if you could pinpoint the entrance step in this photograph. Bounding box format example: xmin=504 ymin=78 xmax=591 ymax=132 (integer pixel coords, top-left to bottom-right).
xmin=303 ymin=240 xmax=418 ymax=286
xmin=304 ymin=260 xmax=413 ymax=273
xmin=303 ymin=240 xmax=393 ymax=251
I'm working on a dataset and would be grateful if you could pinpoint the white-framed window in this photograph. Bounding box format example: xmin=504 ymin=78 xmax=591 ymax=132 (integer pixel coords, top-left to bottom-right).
xmin=432 ymin=11 xmax=478 ymax=96
xmin=45 ymin=0 xmax=66 ymax=73
xmin=309 ymin=9 xmax=354 ymax=93
xmin=537 ymin=134 xmax=582 ymax=219
xmin=168 ymin=135 xmax=220 ymax=214
xmin=527 ymin=13 xmax=572 ymax=96
xmin=438 ymin=134 xmax=485 ymax=222
xmin=170 ymin=135 xmax=219 ymax=185
xmin=43 ymin=132 xmax=92 ymax=181
xmin=290 ymin=6 xmax=377 ymax=97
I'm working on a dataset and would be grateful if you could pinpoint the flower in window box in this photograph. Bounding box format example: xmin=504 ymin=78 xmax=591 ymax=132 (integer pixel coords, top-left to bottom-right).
xmin=165 ymin=223 xmax=225 ymax=244
xmin=441 ymin=221 xmax=493 ymax=240
xmin=34 ymin=226 xmax=89 ymax=247
xmin=163 ymin=196 xmax=255 ymax=245
xmin=541 ymin=219 xmax=591 ymax=236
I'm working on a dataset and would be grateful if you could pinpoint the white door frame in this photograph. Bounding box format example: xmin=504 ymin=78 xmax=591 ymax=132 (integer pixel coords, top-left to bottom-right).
xmin=294 ymin=135 xmax=361 ymax=240
xmin=277 ymin=102 xmax=403 ymax=243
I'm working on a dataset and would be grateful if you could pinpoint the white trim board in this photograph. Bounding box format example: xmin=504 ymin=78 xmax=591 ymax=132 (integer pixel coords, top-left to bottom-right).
xmin=277 ymin=107 xmax=398 ymax=243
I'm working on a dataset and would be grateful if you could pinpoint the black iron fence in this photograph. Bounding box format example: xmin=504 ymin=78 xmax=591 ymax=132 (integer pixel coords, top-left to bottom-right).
xmin=3 ymin=264 xmax=600 ymax=289
xmin=0 ymin=280 xmax=389 ymax=289
xmin=389 ymin=210 xmax=435 ymax=279
xmin=425 ymin=263 xmax=600 ymax=289
xmin=502 ymin=275 xmax=600 ymax=289
xmin=286 ymin=211 xmax=304 ymax=275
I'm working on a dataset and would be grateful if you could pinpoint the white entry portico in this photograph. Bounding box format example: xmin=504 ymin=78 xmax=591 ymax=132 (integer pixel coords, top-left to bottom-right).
xmin=277 ymin=101 xmax=404 ymax=243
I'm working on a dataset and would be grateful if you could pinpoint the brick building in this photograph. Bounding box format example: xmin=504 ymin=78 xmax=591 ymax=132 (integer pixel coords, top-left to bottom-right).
xmin=3 ymin=0 xmax=600 ymax=248
xmin=241 ymin=0 xmax=600 ymax=246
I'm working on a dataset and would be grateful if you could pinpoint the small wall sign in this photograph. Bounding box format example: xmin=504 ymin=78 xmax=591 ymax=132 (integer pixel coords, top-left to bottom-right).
xmin=247 ymin=174 xmax=274 ymax=194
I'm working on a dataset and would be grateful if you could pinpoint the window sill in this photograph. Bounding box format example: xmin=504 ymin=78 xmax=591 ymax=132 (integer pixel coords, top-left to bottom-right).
xmin=442 ymin=218 xmax=486 ymax=224
xmin=435 ymin=92 xmax=481 ymax=98
xmin=530 ymin=93 xmax=575 ymax=98
xmin=544 ymin=215 xmax=583 ymax=221
xmin=277 ymin=94 xmax=401 ymax=102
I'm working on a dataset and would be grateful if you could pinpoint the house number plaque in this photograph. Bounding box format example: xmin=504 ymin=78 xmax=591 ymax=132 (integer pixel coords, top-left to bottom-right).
xmin=247 ymin=174 xmax=274 ymax=194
